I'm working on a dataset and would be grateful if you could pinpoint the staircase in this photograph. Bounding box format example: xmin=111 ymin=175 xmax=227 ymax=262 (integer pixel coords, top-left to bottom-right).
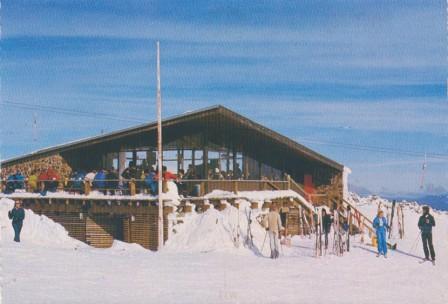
xmin=288 ymin=176 xmax=377 ymax=236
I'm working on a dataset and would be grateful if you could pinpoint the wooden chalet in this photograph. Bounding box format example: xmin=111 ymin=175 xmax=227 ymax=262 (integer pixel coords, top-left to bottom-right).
xmin=1 ymin=105 xmax=356 ymax=250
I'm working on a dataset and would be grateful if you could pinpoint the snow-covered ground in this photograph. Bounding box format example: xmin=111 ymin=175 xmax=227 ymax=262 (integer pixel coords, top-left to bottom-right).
xmin=1 ymin=194 xmax=447 ymax=304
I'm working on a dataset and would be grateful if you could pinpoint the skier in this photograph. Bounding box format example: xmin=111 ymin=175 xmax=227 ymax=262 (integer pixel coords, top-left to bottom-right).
xmin=322 ymin=208 xmax=333 ymax=250
xmin=263 ymin=204 xmax=284 ymax=259
xmin=8 ymin=200 xmax=25 ymax=242
xmin=418 ymin=206 xmax=436 ymax=263
xmin=373 ymin=210 xmax=389 ymax=258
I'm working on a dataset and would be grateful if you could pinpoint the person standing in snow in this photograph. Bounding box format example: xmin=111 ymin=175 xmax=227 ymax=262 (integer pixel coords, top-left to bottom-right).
xmin=418 ymin=206 xmax=436 ymax=262
xmin=264 ymin=204 xmax=283 ymax=259
xmin=373 ymin=210 xmax=389 ymax=258
xmin=8 ymin=200 xmax=25 ymax=242
xmin=322 ymin=208 xmax=332 ymax=250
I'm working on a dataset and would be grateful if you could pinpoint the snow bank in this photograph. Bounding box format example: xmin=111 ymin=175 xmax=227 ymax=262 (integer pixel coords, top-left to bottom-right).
xmin=160 ymin=181 xmax=181 ymax=206
xmin=107 ymin=240 xmax=149 ymax=254
xmin=0 ymin=198 xmax=85 ymax=249
xmin=165 ymin=200 xmax=268 ymax=255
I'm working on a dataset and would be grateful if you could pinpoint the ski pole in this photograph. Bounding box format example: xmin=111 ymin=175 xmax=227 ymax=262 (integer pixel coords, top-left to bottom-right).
xmin=261 ymin=230 xmax=268 ymax=253
xmin=409 ymin=232 xmax=421 ymax=254
xmin=279 ymin=231 xmax=284 ymax=256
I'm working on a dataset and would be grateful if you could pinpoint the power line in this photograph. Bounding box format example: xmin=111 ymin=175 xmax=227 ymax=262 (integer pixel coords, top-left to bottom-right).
xmin=2 ymin=99 xmax=447 ymax=160
xmin=299 ymin=138 xmax=448 ymax=160
xmin=0 ymin=100 xmax=147 ymax=124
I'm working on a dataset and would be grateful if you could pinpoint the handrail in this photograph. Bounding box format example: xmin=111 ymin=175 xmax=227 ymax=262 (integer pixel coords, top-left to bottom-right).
xmin=343 ymin=198 xmax=374 ymax=226
xmin=0 ymin=178 xmax=290 ymax=195
xmin=287 ymin=176 xmax=309 ymax=198
xmin=342 ymin=198 xmax=375 ymax=234
xmin=0 ymin=178 xmax=289 ymax=183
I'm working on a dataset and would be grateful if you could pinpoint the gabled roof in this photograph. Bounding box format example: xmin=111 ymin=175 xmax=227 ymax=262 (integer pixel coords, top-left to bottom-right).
xmin=1 ymin=105 xmax=343 ymax=171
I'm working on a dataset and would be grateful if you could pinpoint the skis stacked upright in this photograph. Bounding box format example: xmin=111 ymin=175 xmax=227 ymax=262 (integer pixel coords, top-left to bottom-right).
xmin=319 ymin=209 xmax=323 ymax=256
xmin=389 ymin=200 xmax=396 ymax=239
xmin=302 ymin=208 xmax=312 ymax=238
xmin=232 ymin=203 xmax=241 ymax=248
xmin=346 ymin=206 xmax=351 ymax=252
xmin=314 ymin=208 xmax=323 ymax=257
xmin=332 ymin=208 xmax=344 ymax=256
xmin=398 ymin=204 xmax=404 ymax=239
xmin=298 ymin=205 xmax=305 ymax=237
xmin=245 ymin=208 xmax=254 ymax=248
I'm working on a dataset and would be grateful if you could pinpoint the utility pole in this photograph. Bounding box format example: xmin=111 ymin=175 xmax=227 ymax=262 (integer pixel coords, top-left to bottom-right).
xmin=33 ymin=113 xmax=38 ymax=142
xmin=156 ymin=41 xmax=164 ymax=250
xmin=420 ymin=152 xmax=427 ymax=190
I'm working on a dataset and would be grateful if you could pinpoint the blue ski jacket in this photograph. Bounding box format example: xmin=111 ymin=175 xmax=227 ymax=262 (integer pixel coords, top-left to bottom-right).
xmin=373 ymin=216 xmax=389 ymax=234
xmin=93 ymin=171 xmax=107 ymax=189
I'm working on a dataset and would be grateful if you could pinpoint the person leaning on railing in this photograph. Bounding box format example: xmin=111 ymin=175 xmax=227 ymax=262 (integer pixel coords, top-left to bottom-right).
xmin=93 ymin=169 xmax=107 ymax=193
xmin=144 ymin=168 xmax=158 ymax=195
xmin=27 ymin=170 xmax=39 ymax=193
xmin=4 ymin=171 xmax=26 ymax=194
xmin=106 ymin=169 xmax=119 ymax=193
xmin=69 ymin=170 xmax=86 ymax=193
xmin=38 ymin=168 xmax=60 ymax=194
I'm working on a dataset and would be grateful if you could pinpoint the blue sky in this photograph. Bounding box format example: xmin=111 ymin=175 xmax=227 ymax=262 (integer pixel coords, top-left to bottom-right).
xmin=1 ymin=0 xmax=447 ymax=194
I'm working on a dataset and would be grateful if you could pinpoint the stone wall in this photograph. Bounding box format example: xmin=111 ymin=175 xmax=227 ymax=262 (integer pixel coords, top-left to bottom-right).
xmin=1 ymin=154 xmax=72 ymax=179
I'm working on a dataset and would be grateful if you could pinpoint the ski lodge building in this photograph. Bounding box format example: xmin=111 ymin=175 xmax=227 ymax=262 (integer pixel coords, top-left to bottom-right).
xmin=1 ymin=105 xmax=354 ymax=250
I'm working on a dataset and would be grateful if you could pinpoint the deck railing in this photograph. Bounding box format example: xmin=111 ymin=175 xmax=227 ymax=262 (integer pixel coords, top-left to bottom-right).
xmin=0 ymin=178 xmax=289 ymax=197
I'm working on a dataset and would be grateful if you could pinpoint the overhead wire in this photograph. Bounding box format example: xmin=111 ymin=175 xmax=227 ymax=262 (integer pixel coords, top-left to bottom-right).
xmin=2 ymin=99 xmax=448 ymax=161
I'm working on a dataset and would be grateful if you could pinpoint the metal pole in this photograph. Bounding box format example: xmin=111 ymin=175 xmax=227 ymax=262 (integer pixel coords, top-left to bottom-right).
xmin=156 ymin=41 xmax=164 ymax=250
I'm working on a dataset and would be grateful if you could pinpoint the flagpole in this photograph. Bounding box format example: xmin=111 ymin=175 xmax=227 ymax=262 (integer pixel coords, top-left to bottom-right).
xmin=156 ymin=41 xmax=164 ymax=250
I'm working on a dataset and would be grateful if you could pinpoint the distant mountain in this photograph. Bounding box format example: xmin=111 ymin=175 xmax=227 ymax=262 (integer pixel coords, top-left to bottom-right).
xmin=415 ymin=194 xmax=448 ymax=211
xmin=379 ymin=193 xmax=448 ymax=211
xmin=348 ymin=184 xmax=372 ymax=196
xmin=348 ymin=183 xmax=448 ymax=211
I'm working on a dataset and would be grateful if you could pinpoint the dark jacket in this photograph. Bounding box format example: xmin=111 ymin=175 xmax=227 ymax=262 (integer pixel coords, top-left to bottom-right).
xmin=121 ymin=167 xmax=138 ymax=180
xmin=8 ymin=207 xmax=25 ymax=223
xmin=322 ymin=214 xmax=333 ymax=233
xmin=418 ymin=213 xmax=435 ymax=234
xmin=106 ymin=171 xmax=119 ymax=189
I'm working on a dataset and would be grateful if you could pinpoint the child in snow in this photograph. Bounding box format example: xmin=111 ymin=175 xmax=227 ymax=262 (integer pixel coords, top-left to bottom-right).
xmin=264 ymin=204 xmax=284 ymax=259
xmin=418 ymin=206 xmax=436 ymax=262
xmin=8 ymin=200 xmax=25 ymax=242
xmin=373 ymin=210 xmax=389 ymax=258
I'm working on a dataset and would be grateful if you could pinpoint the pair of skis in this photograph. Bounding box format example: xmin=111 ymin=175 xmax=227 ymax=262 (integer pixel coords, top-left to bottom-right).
xmin=419 ymin=259 xmax=436 ymax=266
xmin=332 ymin=209 xmax=344 ymax=256
xmin=314 ymin=208 xmax=323 ymax=257
xmin=245 ymin=208 xmax=254 ymax=248
xmin=233 ymin=207 xmax=254 ymax=249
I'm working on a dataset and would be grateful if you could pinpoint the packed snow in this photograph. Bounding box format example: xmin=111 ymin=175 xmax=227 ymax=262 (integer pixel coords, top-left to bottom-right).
xmin=1 ymin=193 xmax=447 ymax=304
xmin=0 ymin=198 xmax=85 ymax=249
